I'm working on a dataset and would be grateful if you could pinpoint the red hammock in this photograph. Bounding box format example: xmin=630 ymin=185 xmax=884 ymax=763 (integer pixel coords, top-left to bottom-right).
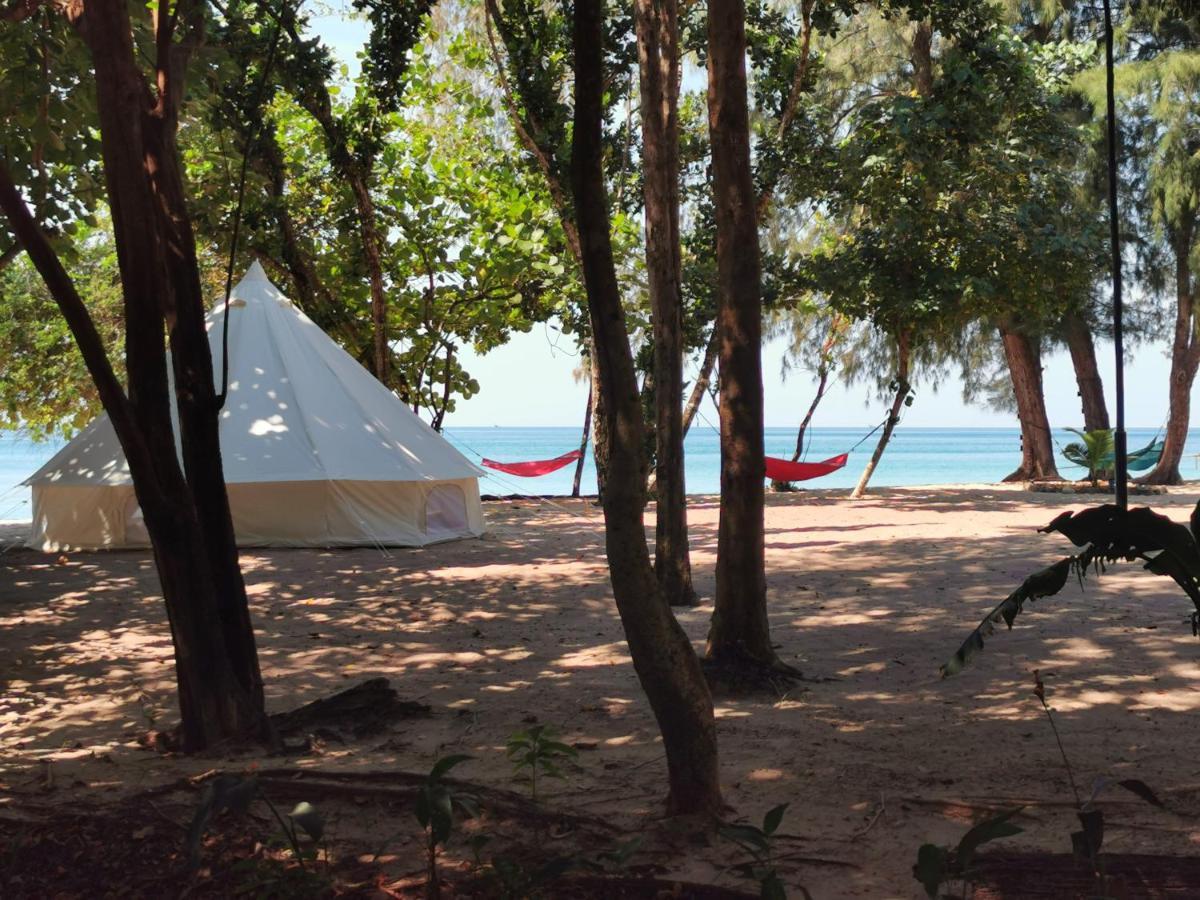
xmin=764 ymin=452 xmax=848 ymax=482
xmin=481 ymin=449 xmax=583 ymax=477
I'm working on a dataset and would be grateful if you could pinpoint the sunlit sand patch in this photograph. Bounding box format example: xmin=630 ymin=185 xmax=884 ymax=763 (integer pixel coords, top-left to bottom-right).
xmin=791 ymin=607 xmax=893 ymax=628
xmin=713 ymin=706 xmax=751 ymax=719
xmin=553 ymin=643 xmax=630 ymax=668
xmin=746 ymin=768 xmax=785 ymax=781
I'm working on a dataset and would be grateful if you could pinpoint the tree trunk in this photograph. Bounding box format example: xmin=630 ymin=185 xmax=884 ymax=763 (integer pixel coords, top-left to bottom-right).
xmin=682 ymin=327 xmax=720 ymax=437
xmin=1142 ymin=225 xmax=1200 ymax=485
xmin=1062 ymin=312 xmax=1110 ymax=432
xmin=572 ymin=0 xmax=722 ymax=815
xmin=252 ymin=126 xmax=362 ymax=350
xmin=999 ymin=324 xmax=1060 ymax=482
xmin=16 ymin=0 xmax=270 ymax=751
xmin=704 ymin=0 xmax=776 ymax=669
xmin=636 ymin=0 xmax=696 ymax=608
xmin=769 ymin=367 xmax=831 ymax=491
xmin=589 ymin=344 xmax=610 ymax=501
xmin=850 ymin=331 xmax=910 ymax=499
xmin=572 ymin=381 xmax=593 ymax=498
xmin=912 ymin=23 xmax=934 ymax=97
xmin=792 ymin=368 xmax=830 ymax=463
xmin=346 ymin=173 xmax=390 ymax=384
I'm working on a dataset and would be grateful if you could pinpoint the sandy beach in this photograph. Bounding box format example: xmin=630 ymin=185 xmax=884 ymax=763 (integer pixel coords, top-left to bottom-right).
xmin=3 ymin=485 xmax=1200 ymax=897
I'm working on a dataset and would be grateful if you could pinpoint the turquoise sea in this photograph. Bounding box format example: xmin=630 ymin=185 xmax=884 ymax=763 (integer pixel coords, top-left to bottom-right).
xmin=2 ymin=425 xmax=1193 ymax=520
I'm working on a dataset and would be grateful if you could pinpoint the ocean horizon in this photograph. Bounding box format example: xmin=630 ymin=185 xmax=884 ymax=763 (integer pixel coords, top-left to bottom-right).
xmin=2 ymin=424 xmax=1193 ymax=523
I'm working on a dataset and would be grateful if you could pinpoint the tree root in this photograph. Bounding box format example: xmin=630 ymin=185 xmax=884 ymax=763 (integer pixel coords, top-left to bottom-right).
xmin=701 ymin=649 xmax=804 ymax=696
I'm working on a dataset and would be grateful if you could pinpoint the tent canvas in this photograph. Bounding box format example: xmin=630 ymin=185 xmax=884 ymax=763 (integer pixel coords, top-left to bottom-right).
xmin=25 ymin=262 xmax=485 ymax=550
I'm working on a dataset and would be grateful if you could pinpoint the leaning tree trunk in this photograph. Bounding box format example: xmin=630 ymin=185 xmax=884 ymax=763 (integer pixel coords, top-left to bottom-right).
xmin=6 ymin=1 xmax=270 ymax=752
xmin=705 ymin=0 xmax=777 ymax=669
xmin=1062 ymin=312 xmax=1110 ymax=432
xmin=1142 ymin=227 xmax=1200 ymax=485
xmin=999 ymin=324 xmax=1060 ymax=482
xmin=572 ymin=381 xmax=593 ymax=498
xmin=572 ymin=0 xmax=723 ymax=815
xmin=636 ymin=0 xmax=696 ymax=607
xmin=589 ymin=344 xmax=610 ymax=501
xmin=770 ymin=364 xmax=831 ymax=491
xmin=850 ymin=330 xmax=910 ymax=499
xmin=681 ymin=326 xmax=720 ymax=437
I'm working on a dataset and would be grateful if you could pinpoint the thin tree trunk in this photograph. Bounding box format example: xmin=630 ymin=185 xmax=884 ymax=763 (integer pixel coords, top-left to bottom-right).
xmin=681 ymin=327 xmax=720 ymax=437
xmin=851 ymin=331 xmax=911 ymax=499
xmin=999 ymin=324 xmax=1060 ymax=482
xmin=572 ymin=0 xmax=722 ymax=815
xmin=792 ymin=368 xmax=831 ymax=462
xmin=252 ymin=126 xmax=361 ymax=349
xmin=347 ymin=174 xmax=390 ymax=384
xmin=1142 ymin=225 xmax=1199 ymax=485
xmin=636 ymin=0 xmax=695 ymax=608
xmin=572 ymin=381 xmax=593 ymax=498
xmin=1062 ymin=312 xmax=1110 ymax=432
xmin=589 ymin=344 xmax=610 ymax=501
xmin=768 ymin=368 xmax=830 ymax=492
xmin=705 ymin=0 xmax=777 ymax=669
xmin=912 ymin=23 xmax=934 ymax=97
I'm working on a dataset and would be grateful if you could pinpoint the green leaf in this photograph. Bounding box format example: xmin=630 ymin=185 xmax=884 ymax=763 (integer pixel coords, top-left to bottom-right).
xmin=912 ymin=843 xmax=949 ymax=898
xmin=1116 ymin=779 xmax=1164 ymax=809
xmin=289 ymin=801 xmax=325 ymax=842
xmin=429 ymin=754 xmax=473 ymax=782
xmin=763 ymin=804 xmax=789 ymax=836
xmin=719 ymin=824 xmax=770 ymax=853
xmin=954 ymin=807 xmax=1024 ymax=869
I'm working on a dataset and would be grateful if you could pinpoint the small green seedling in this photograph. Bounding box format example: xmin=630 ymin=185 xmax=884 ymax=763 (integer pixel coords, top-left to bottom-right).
xmin=186 ymin=774 xmax=325 ymax=874
xmin=912 ymin=807 xmax=1024 ymax=899
xmin=415 ymin=754 xmax=479 ymax=899
xmin=719 ymin=803 xmax=808 ymax=900
xmin=505 ymin=725 xmax=578 ymax=802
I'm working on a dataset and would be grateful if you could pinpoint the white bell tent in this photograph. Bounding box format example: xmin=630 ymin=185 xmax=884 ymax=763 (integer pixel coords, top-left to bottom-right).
xmin=25 ymin=262 xmax=485 ymax=550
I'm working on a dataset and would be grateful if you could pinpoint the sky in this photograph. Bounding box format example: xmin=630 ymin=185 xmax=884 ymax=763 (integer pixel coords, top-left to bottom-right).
xmin=312 ymin=9 xmax=1180 ymax=432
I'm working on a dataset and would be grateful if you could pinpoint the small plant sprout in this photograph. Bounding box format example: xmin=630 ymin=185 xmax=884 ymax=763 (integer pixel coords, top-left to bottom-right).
xmin=911 ymin=807 xmax=1024 ymax=899
xmin=185 ymin=775 xmax=325 ymax=873
xmin=415 ymin=754 xmax=479 ymax=900
xmin=1033 ymin=672 xmax=1164 ymax=884
xmin=719 ymin=803 xmax=810 ymax=900
xmin=505 ymin=724 xmax=578 ymax=802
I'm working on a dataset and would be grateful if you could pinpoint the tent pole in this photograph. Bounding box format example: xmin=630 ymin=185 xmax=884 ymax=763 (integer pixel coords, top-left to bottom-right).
xmin=1103 ymin=0 xmax=1128 ymax=511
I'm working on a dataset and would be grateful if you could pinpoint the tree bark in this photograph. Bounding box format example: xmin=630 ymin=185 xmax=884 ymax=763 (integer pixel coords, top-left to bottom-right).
xmin=14 ymin=0 xmax=269 ymax=751
xmin=572 ymin=0 xmax=722 ymax=815
xmin=572 ymin=381 xmax=593 ymax=498
xmin=1062 ymin=312 xmax=1110 ymax=432
xmin=850 ymin=330 xmax=910 ymax=499
xmin=682 ymin=326 xmax=720 ymax=437
xmin=252 ymin=126 xmax=359 ymax=345
xmin=589 ymin=343 xmax=610 ymax=501
xmin=704 ymin=0 xmax=776 ymax=668
xmin=792 ymin=369 xmax=831 ymax=463
xmin=1142 ymin=223 xmax=1200 ymax=485
xmin=636 ymin=0 xmax=696 ymax=607
xmin=768 ymin=368 xmax=830 ymax=492
xmin=912 ymin=23 xmax=934 ymax=97
xmin=999 ymin=324 xmax=1060 ymax=482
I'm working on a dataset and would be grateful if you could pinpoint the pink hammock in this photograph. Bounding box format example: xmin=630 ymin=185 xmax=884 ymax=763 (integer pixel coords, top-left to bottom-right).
xmin=481 ymin=449 xmax=583 ymax=477
xmin=764 ymin=452 xmax=848 ymax=482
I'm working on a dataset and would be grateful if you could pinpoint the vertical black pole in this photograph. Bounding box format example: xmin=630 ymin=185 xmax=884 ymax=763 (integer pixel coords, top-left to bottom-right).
xmin=1103 ymin=0 xmax=1128 ymax=510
